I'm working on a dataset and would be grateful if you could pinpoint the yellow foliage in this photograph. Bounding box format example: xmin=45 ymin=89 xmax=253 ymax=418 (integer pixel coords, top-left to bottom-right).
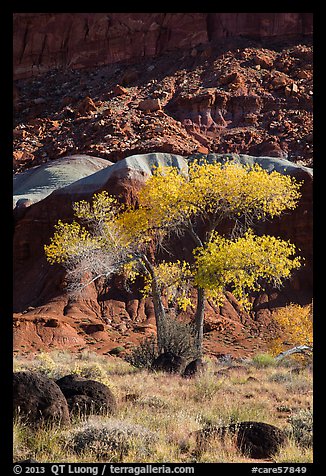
xmin=44 ymin=220 xmax=100 ymax=264
xmin=269 ymin=303 xmax=313 ymax=356
xmin=122 ymin=260 xmax=141 ymax=283
xmin=44 ymin=193 xmax=131 ymax=266
xmin=73 ymin=191 xmax=120 ymax=223
xmin=140 ymin=261 xmax=195 ymax=311
xmin=138 ymin=165 xmax=191 ymax=225
xmin=193 ymin=230 xmax=302 ymax=309
xmin=115 ymin=206 xmax=153 ymax=246
xmin=44 ymin=161 xmax=302 ymax=314
xmin=137 ymin=160 xmax=302 ymax=229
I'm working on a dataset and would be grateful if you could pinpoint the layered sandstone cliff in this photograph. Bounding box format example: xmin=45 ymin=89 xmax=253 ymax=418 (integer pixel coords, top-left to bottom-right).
xmin=13 ymin=13 xmax=313 ymax=79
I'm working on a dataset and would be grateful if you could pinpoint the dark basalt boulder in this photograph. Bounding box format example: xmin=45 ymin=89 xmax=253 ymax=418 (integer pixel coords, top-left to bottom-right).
xmin=195 ymin=420 xmax=287 ymax=458
xmin=13 ymin=371 xmax=70 ymax=425
xmin=56 ymin=374 xmax=117 ymax=416
xmin=232 ymin=421 xmax=287 ymax=458
xmin=182 ymin=358 xmax=207 ymax=378
xmin=151 ymin=352 xmax=187 ymax=373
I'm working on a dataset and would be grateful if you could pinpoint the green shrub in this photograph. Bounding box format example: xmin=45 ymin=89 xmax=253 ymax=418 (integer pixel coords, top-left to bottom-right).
xmin=251 ymin=353 xmax=276 ymax=368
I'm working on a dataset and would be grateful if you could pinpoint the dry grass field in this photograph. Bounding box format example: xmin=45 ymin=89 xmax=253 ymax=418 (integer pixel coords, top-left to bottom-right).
xmin=13 ymin=350 xmax=313 ymax=463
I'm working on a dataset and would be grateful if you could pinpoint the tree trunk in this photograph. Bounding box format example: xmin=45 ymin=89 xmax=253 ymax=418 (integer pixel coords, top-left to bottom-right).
xmin=194 ymin=287 xmax=205 ymax=356
xmin=151 ymin=274 xmax=167 ymax=354
xmin=185 ymin=225 xmax=206 ymax=357
xmin=140 ymin=253 xmax=166 ymax=354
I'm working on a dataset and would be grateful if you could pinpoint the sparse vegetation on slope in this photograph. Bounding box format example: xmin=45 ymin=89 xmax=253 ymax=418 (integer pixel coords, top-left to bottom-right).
xmin=13 ymin=350 xmax=312 ymax=463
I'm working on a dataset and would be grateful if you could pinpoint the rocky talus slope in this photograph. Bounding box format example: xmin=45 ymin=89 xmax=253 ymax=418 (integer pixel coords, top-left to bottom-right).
xmin=13 ymin=41 xmax=313 ymax=172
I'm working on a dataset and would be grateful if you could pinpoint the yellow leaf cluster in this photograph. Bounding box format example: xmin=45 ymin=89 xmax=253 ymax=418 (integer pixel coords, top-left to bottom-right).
xmin=155 ymin=260 xmax=193 ymax=287
xmin=73 ymin=191 xmax=120 ymax=223
xmin=140 ymin=260 xmax=194 ymax=311
xmin=44 ymin=192 xmax=130 ymax=265
xmin=187 ymin=160 xmax=301 ymax=218
xmin=269 ymin=303 xmax=313 ymax=356
xmin=44 ymin=220 xmax=100 ymax=264
xmin=193 ymin=230 xmax=302 ymax=308
xmin=115 ymin=206 xmax=153 ymax=246
xmin=136 ymin=160 xmax=302 ymax=230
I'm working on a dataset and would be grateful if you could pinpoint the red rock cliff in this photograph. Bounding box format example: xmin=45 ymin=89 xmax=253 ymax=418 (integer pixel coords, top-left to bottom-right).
xmin=13 ymin=13 xmax=312 ymax=79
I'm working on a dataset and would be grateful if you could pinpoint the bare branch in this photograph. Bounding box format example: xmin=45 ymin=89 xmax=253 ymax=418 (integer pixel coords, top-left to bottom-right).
xmin=275 ymin=345 xmax=313 ymax=361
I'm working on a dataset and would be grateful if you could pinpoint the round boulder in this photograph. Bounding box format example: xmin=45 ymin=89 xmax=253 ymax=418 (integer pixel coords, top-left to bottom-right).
xmin=183 ymin=358 xmax=207 ymax=378
xmin=151 ymin=352 xmax=187 ymax=373
xmin=231 ymin=421 xmax=287 ymax=458
xmin=56 ymin=374 xmax=117 ymax=416
xmin=13 ymin=371 xmax=70 ymax=425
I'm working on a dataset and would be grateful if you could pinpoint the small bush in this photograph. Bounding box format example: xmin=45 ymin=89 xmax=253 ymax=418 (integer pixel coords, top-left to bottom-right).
xmin=126 ymin=317 xmax=199 ymax=369
xmin=193 ymin=374 xmax=224 ymax=401
xmin=138 ymin=395 xmax=170 ymax=410
xmin=126 ymin=334 xmax=158 ymax=369
xmin=283 ymin=374 xmax=312 ymax=395
xmin=268 ymin=371 xmax=292 ymax=383
xmin=251 ymin=353 xmax=276 ymax=368
xmin=24 ymin=352 xmax=57 ymax=378
xmin=269 ymin=303 xmax=313 ymax=361
xmin=161 ymin=316 xmax=199 ymax=361
xmin=287 ymin=409 xmax=313 ymax=448
xmin=73 ymin=361 xmax=111 ymax=386
xmin=65 ymin=417 xmax=158 ymax=459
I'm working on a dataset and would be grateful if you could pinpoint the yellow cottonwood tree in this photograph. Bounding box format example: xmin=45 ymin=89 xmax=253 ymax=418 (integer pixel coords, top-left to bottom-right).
xmin=128 ymin=159 xmax=302 ymax=352
xmin=45 ymin=159 xmax=303 ymax=355
xmin=45 ymin=191 xmax=169 ymax=351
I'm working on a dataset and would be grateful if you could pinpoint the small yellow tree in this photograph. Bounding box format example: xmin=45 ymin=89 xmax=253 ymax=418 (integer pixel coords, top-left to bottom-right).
xmin=269 ymin=303 xmax=313 ymax=359
xmin=45 ymin=191 xmax=169 ymax=353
